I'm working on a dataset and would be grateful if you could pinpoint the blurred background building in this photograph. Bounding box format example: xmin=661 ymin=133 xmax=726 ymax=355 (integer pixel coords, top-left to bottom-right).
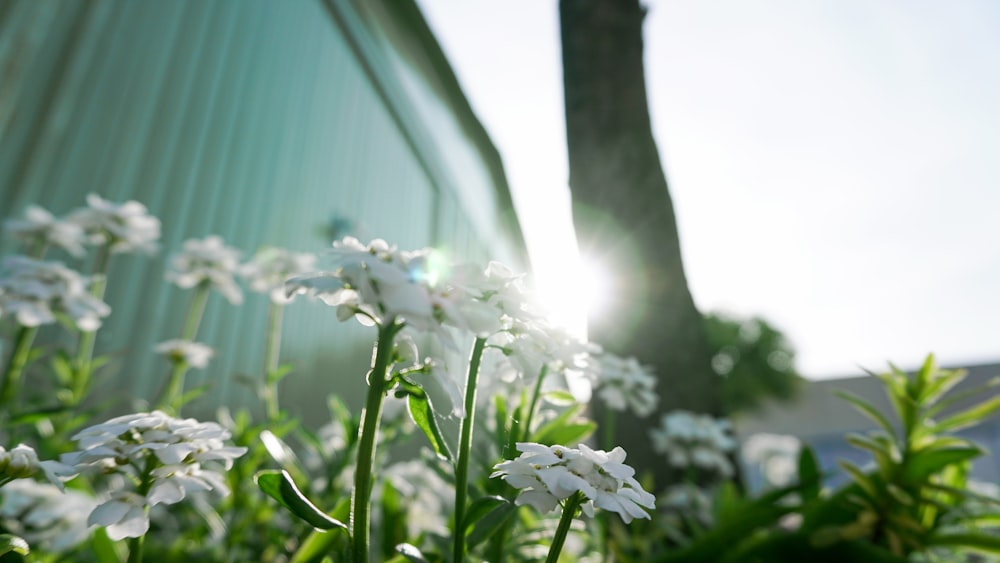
xmin=0 ymin=0 xmax=527 ymax=420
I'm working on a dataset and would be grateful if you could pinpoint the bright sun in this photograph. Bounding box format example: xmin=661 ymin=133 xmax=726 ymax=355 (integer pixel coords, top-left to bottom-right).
xmin=535 ymin=253 xmax=612 ymax=339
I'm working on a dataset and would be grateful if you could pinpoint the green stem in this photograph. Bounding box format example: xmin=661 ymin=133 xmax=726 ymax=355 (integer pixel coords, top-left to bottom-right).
xmin=127 ymin=457 xmax=156 ymax=563
xmin=546 ymin=492 xmax=585 ymax=563
xmin=126 ymin=532 xmax=146 ymax=563
xmin=0 ymin=325 xmax=39 ymax=410
xmin=521 ymin=365 xmax=549 ymax=442
xmin=452 ymin=337 xmax=488 ymax=563
xmin=71 ymin=245 xmax=111 ymax=403
xmin=181 ymin=282 xmax=211 ymax=340
xmin=262 ymin=302 xmax=284 ymax=420
xmin=351 ymin=322 xmax=401 ymax=563
xmin=158 ymin=283 xmax=210 ymax=412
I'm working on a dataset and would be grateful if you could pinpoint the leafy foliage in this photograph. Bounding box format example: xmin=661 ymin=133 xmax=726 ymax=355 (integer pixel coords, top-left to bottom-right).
xmin=703 ymin=312 xmax=802 ymax=413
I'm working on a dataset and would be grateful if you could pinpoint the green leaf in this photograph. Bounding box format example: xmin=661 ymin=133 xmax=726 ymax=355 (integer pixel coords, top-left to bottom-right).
xmin=543 ymin=390 xmax=576 ymax=406
xmin=834 ymin=390 xmax=897 ymax=439
xmin=926 ymin=532 xmax=1000 ymax=554
xmin=532 ymin=404 xmax=596 ymax=445
xmin=464 ymin=496 xmax=510 ymax=531
xmin=798 ymin=445 xmax=821 ymax=502
xmin=89 ymin=528 xmax=124 ymax=563
xmin=845 ymin=433 xmax=896 ymax=477
xmin=902 ymin=446 xmax=981 ymax=484
xmin=50 ymin=350 xmax=74 ymax=386
xmin=838 ymin=460 xmax=878 ymax=500
xmin=255 ymin=470 xmax=347 ymax=530
xmin=533 ymin=421 xmax=596 ymax=447
xmin=407 ymin=392 xmax=453 ymax=461
xmin=290 ymin=498 xmax=351 ymax=563
xmin=912 ymin=354 xmax=938 ymax=402
xmin=267 ymin=363 xmax=295 ymax=385
xmin=933 ymin=394 xmax=1000 ymax=433
xmin=0 ymin=534 xmax=28 ymax=556
xmin=467 ymin=501 xmax=517 ymax=548
xmin=178 ymin=383 xmax=210 ymax=409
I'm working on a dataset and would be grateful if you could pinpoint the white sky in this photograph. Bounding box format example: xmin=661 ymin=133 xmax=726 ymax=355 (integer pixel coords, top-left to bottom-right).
xmin=418 ymin=0 xmax=1000 ymax=379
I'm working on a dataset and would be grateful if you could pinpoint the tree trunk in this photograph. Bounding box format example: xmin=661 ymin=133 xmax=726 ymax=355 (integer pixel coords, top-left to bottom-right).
xmin=560 ymin=0 xmax=723 ymax=481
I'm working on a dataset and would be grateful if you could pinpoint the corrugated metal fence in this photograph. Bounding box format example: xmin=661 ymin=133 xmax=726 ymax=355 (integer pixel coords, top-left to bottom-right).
xmin=0 ymin=0 xmax=523 ymax=421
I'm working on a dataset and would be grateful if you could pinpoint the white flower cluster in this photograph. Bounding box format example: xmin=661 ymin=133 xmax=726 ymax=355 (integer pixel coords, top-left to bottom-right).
xmin=4 ymin=205 xmax=88 ymax=257
xmin=0 ymin=256 xmax=111 ymax=331
xmin=589 ymin=353 xmax=658 ymax=418
xmin=239 ymin=246 xmax=317 ymax=304
xmin=166 ymin=235 xmax=243 ymax=305
xmin=657 ymin=482 xmax=716 ymax=543
xmin=154 ymin=339 xmax=214 ymax=369
xmin=741 ymin=433 xmax=801 ymax=488
xmin=61 ymin=411 xmax=248 ymax=541
xmin=0 ymin=443 xmax=73 ymax=490
xmin=287 ymin=238 xmax=455 ymax=331
xmin=0 ymin=479 xmax=97 ymax=553
xmin=650 ymin=410 xmax=736 ymax=478
xmin=491 ymin=442 xmax=655 ymax=524
xmin=67 ymin=194 xmax=161 ymax=254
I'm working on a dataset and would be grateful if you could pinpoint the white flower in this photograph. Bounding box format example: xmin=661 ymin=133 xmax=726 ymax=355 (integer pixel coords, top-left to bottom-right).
xmin=591 ymin=353 xmax=659 ymax=418
xmin=487 ymin=317 xmax=591 ymax=384
xmin=67 ymin=194 xmax=161 ymax=254
xmin=287 ymin=237 xmax=468 ymax=340
xmin=89 ymin=491 xmax=149 ymax=541
xmin=166 ymin=235 xmax=243 ymax=304
xmin=0 ymin=256 xmax=111 ymax=331
xmin=4 ymin=205 xmax=88 ymax=257
xmin=0 ymin=480 xmax=97 ymax=552
xmin=650 ymin=411 xmax=736 ymax=478
xmin=491 ymin=442 xmax=655 ymax=524
xmin=62 ymin=411 xmax=248 ymax=540
xmin=154 ymin=339 xmax=214 ymax=369
xmin=239 ymin=246 xmax=317 ymax=304
xmin=0 ymin=444 xmax=75 ymax=490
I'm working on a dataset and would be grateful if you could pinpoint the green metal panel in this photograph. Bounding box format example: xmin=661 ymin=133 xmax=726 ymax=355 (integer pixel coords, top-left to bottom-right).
xmin=0 ymin=0 xmax=523 ymax=420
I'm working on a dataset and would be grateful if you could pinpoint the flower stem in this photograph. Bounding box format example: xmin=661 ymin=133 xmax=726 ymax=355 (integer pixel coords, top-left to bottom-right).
xmin=158 ymin=283 xmax=210 ymax=412
xmin=351 ymin=322 xmax=401 ymax=563
xmin=71 ymin=245 xmax=111 ymax=403
xmin=127 ymin=457 xmax=157 ymax=563
xmin=126 ymin=531 xmax=146 ymax=563
xmin=0 ymin=325 xmax=39 ymax=410
xmin=181 ymin=282 xmax=211 ymax=341
xmin=452 ymin=336 xmax=487 ymax=563
xmin=521 ymin=365 xmax=549 ymax=442
xmin=262 ymin=302 xmax=284 ymax=420
xmin=546 ymin=492 xmax=585 ymax=563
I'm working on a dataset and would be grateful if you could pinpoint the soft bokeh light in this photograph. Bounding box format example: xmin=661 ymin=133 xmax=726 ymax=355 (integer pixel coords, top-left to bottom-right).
xmin=535 ymin=251 xmax=612 ymax=339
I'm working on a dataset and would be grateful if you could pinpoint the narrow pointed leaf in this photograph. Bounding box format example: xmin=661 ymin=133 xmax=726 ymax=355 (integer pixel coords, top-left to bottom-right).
xmin=838 ymin=460 xmax=878 ymax=500
xmin=902 ymin=447 xmax=981 ymax=484
xmin=407 ymin=393 xmax=453 ymax=461
xmin=467 ymin=501 xmax=517 ymax=548
xmin=256 ymin=470 xmax=347 ymax=530
xmin=835 ymin=390 xmax=896 ymax=438
xmin=465 ymin=496 xmax=511 ymax=531
xmin=797 ymin=445 xmax=821 ymax=502
xmin=933 ymin=395 xmax=1000 ymax=433
xmin=927 ymin=532 xmax=1000 ymax=554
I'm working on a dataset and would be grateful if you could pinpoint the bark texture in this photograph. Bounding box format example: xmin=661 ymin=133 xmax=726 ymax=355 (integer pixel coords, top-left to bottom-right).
xmin=560 ymin=0 xmax=723 ymax=480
